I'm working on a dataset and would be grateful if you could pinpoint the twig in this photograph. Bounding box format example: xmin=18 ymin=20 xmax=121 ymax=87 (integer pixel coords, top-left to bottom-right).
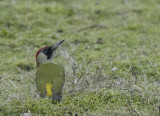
xmin=72 ymin=63 xmax=77 ymax=84
xmin=76 ymin=24 xmax=106 ymax=32
xmin=131 ymin=67 xmax=138 ymax=84
xmin=9 ymin=79 xmax=18 ymax=89
xmin=158 ymin=106 xmax=160 ymax=116
xmin=28 ymin=73 xmax=34 ymax=85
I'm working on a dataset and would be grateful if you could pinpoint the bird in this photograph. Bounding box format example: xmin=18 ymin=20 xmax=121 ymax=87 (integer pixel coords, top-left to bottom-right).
xmin=35 ymin=40 xmax=65 ymax=101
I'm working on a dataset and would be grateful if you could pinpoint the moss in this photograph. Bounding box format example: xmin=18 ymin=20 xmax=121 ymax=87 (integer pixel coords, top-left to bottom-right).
xmin=0 ymin=29 xmax=15 ymax=38
xmin=14 ymin=61 xmax=33 ymax=71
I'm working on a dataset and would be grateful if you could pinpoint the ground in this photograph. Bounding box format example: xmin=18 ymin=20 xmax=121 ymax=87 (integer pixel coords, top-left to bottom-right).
xmin=0 ymin=0 xmax=160 ymax=115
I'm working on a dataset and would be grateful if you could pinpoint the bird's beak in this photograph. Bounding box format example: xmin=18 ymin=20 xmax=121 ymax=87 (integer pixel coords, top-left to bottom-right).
xmin=51 ymin=40 xmax=64 ymax=50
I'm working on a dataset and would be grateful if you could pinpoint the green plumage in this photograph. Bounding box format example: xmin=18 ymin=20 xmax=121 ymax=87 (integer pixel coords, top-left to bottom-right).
xmin=35 ymin=63 xmax=65 ymax=99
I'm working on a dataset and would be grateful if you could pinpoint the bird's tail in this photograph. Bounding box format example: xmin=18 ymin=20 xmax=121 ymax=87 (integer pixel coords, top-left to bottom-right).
xmin=52 ymin=92 xmax=62 ymax=101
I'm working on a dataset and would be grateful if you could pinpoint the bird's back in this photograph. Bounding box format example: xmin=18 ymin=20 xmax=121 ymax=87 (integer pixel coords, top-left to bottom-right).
xmin=36 ymin=63 xmax=65 ymax=98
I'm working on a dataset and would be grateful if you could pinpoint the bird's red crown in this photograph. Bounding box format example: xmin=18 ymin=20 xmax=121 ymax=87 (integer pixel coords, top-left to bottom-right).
xmin=35 ymin=46 xmax=49 ymax=67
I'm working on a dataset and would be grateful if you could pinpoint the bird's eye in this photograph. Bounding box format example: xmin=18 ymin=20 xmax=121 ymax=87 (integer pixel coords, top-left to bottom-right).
xmin=43 ymin=49 xmax=48 ymax=54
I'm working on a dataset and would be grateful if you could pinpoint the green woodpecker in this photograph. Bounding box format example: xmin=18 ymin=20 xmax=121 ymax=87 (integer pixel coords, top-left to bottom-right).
xmin=35 ymin=40 xmax=65 ymax=101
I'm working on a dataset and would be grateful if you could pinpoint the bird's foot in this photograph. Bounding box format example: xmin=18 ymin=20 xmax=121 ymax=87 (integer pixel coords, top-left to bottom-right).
xmin=52 ymin=95 xmax=62 ymax=101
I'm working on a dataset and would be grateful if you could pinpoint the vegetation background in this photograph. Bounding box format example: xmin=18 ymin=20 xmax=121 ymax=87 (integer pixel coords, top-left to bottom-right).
xmin=0 ymin=0 xmax=160 ymax=115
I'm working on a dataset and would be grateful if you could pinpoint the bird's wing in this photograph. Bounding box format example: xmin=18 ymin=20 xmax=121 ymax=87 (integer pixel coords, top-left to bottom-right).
xmin=36 ymin=63 xmax=65 ymax=98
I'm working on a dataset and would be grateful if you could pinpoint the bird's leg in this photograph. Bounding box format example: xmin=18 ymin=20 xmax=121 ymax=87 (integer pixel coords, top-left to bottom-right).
xmin=52 ymin=92 xmax=62 ymax=101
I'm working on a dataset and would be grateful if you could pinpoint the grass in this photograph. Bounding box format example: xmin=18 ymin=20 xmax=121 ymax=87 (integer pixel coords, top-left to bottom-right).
xmin=0 ymin=0 xmax=160 ymax=115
